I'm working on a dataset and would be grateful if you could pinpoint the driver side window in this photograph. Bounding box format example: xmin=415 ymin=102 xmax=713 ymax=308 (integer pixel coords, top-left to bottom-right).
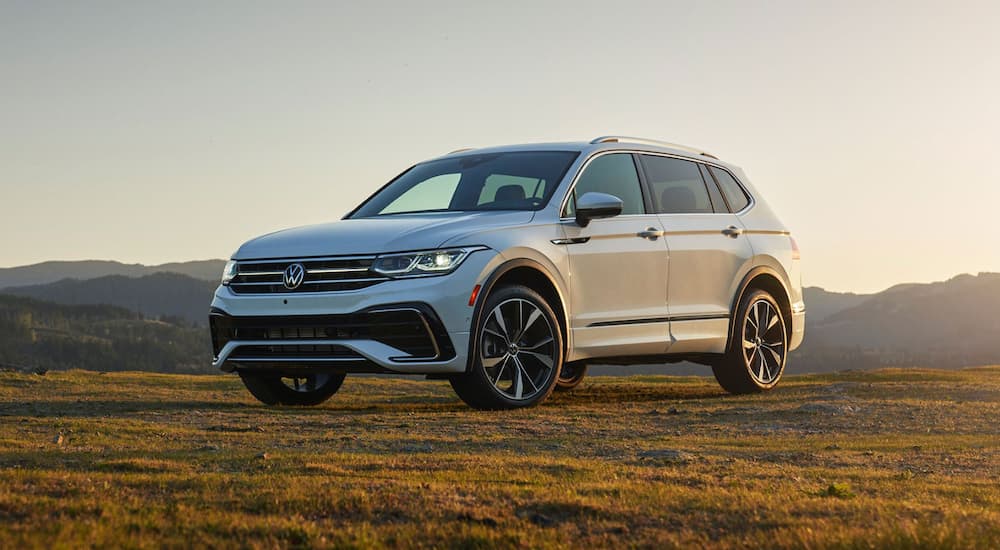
xmin=564 ymin=153 xmax=644 ymax=217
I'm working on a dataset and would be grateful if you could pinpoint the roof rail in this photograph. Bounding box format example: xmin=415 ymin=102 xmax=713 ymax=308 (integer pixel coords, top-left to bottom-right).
xmin=590 ymin=136 xmax=718 ymax=159
xmin=447 ymin=147 xmax=475 ymax=155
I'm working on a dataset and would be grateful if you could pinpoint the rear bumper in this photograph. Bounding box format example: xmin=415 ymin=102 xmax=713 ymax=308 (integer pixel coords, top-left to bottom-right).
xmin=789 ymin=301 xmax=805 ymax=351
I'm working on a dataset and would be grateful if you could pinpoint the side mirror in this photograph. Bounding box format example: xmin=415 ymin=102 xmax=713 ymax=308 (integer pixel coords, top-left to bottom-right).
xmin=575 ymin=192 xmax=623 ymax=227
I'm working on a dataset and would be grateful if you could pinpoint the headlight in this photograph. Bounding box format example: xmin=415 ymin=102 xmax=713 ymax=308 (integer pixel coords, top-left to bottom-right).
xmin=372 ymin=247 xmax=485 ymax=278
xmin=221 ymin=260 xmax=239 ymax=285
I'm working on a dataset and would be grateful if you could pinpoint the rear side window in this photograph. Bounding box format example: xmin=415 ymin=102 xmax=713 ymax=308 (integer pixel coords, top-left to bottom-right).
xmin=709 ymin=166 xmax=751 ymax=212
xmin=639 ymin=155 xmax=714 ymax=214
xmin=565 ymin=153 xmax=644 ymax=216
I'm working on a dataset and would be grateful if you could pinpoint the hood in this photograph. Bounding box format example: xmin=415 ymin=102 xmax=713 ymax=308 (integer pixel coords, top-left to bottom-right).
xmin=232 ymin=210 xmax=532 ymax=259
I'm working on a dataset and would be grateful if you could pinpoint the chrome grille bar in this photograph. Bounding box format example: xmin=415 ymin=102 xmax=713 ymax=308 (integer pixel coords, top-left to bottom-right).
xmin=228 ymin=255 xmax=385 ymax=294
xmin=307 ymin=267 xmax=370 ymax=274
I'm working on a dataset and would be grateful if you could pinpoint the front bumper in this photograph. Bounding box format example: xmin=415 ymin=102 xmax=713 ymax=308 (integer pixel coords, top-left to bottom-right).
xmin=209 ymin=249 xmax=498 ymax=374
xmin=210 ymin=304 xmax=456 ymax=372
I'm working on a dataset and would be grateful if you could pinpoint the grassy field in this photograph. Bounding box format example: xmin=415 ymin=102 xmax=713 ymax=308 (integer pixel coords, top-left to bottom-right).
xmin=0 ymin=368 xmax=997 ymax=549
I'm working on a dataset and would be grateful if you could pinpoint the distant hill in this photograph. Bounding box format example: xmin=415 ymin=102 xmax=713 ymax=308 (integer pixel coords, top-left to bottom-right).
xmin=3 ymin=259 xmax=999 ymax=376
xmin=593 ymin=273 xmax=1000 ymax=376
xmin=801 ymin=286 xmax=871 ymax=323
xmin=792 ymin=272 xmax=1000 ymax=371
xmin=0 ymin=259 xmax=225 ymax=289
xmin=2 ymin=273 xmax=217 ymax=326
xmin=0 ymin=295 xmax=210 ymax=373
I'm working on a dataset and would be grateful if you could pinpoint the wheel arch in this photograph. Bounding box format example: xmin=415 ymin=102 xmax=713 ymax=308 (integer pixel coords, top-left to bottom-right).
xmin=467 ymin=258 xmax=569 ymax=372
xmin=728 ymin=266 xmax=793 ymax=351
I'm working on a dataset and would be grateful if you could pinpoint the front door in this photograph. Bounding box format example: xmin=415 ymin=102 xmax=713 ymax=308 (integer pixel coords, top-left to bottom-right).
xmin=560 ymin=153 xmax=670 ymax=360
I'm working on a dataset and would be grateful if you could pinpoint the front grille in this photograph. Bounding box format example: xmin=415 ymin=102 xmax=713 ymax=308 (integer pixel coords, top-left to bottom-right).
xmin=229 ymin=256 xmax=386 ymax=294
xmin=210 ymin=306 xmax=455 ymax=362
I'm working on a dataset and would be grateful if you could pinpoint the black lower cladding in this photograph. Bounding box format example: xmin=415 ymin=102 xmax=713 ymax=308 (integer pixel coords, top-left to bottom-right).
xmin=209 ymin=303 xmax=456 ymax=364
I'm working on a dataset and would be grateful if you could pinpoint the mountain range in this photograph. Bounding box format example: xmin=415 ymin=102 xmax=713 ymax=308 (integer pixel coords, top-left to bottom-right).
xmin=1 ymin=259 xmax=998 ymax=374
xmin=797 ymin=273 xmax=1000 ymax=370
xmin=0 ymin=259 xmax=225 ymax=290
xmin=2 ymin=272 xmax=218 ymax=326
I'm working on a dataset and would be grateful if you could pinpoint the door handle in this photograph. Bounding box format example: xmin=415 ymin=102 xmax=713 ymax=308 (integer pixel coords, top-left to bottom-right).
xmin=723 ymin=225 xmax=744 ymax=237
xmin=637 ymin=227 xmax=665 ymax=240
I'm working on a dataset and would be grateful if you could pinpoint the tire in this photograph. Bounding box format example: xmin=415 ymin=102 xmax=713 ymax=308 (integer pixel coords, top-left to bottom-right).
xmin=450 ymin=285 xmax=564 ymax=410
xmin=239 ymin=371 xmax=346 ymax=406
xmin=712 ymin=289 xmax=788 ymax=394
xmin=555 ymin=361 xmax=587 ymax=392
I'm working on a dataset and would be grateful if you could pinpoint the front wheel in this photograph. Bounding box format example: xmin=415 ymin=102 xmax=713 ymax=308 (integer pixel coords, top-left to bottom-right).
xmin=712 ymin=289 xmax=788 ymax=394
xmin=450 ymin=285 xmax=563 ymax=410
xmin=239 ymin=372 xmax=346 ymax=406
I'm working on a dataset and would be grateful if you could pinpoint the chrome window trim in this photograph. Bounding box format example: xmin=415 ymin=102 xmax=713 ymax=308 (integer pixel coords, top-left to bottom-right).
xmin=558 ymin=149 xmax=756 ymax=220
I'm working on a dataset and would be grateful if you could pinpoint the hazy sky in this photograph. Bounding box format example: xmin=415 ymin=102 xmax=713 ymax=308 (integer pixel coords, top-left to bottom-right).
xmin=2 ymin=1 xmax=998 ymax=293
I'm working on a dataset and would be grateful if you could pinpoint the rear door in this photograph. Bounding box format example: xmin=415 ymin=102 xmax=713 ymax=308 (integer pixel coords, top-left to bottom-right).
xmin=560 ymin=152 xmax=671 ymax=359
xmin=638 ymin=154 xmax=754 ymax=352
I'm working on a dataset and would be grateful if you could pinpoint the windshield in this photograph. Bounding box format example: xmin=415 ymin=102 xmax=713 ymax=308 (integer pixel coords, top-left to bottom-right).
xmin=349 ymin=151 xmax=579 ymax=217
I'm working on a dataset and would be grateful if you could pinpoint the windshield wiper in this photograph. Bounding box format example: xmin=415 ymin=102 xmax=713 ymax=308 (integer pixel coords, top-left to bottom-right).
xmin=373 ymin=208 xmax=460 ymax=217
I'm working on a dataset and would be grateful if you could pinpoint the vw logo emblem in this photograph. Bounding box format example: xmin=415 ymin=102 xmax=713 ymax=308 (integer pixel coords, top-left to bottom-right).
xmin=282 ymin=263 xmax=306 ymax=290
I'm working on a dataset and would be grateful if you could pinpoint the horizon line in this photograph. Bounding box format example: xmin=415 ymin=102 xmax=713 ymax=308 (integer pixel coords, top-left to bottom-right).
xmin=1 ymin=257 xmax=997 ymax=296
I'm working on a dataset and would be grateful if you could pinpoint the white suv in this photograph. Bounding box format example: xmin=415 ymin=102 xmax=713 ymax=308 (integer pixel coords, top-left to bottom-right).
xmin=210 ymin=136 xmax=805 ymax=409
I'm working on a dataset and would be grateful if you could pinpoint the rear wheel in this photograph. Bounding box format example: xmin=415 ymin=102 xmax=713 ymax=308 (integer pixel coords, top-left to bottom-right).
xmin=450 ymin=285 xmax=563 ymax=410
xmin=712 ymin=289 xmax=788 ymax=394
xmin=239 ymin=372 xmax=346 ymax=406
xmin=555 ymin=361 xmax=587 ymax=392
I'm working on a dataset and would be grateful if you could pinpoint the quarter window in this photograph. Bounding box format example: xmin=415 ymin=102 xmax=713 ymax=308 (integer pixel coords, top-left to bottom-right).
xmin=640 ymin=155 xmax=714 ymax=214
xmin=709 ymin=166 xmax=751 ymax=212
xmin=565 ymin=153 xmax=644 ymax=217
xmin=699 ymin=164 xmax=728 ymax=212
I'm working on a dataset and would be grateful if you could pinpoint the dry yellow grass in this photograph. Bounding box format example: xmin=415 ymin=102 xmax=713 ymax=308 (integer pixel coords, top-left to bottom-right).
xmin=0 ymin=367 xmax=998 ymax=548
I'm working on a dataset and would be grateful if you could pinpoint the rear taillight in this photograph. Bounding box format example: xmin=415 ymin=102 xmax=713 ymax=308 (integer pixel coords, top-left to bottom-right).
xmin=790 ymin=236 xmax=801 ymax=260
